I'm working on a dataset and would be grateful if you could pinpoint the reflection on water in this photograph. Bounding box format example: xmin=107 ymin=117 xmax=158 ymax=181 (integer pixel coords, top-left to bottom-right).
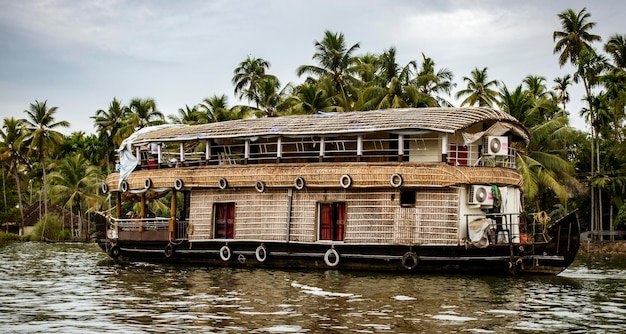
xmin=0 ymin=242 xmax=625 ymax=333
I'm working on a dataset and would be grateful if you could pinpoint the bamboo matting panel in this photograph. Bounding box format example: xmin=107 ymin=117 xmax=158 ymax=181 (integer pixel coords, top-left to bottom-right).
xmin=188 ymin=189 xmax=288 ymax=242
xmin=415 ymin=189 xmax=459 ymax=245
xmin=187 ymin=188 xmax=459 ymax=245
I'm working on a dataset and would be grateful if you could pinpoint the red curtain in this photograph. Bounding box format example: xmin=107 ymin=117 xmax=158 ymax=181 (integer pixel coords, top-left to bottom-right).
xmin=226 ymin=203 xmax=235 ymax=238
xmin=215 ymin=203 xmax=235 ymax=238
xmin=320 ymin=203 xmax=345 ymax=241
xmin=449 ymin=144 xmax=468 ymax=166
xmin=335 ymin=203 xmax=345 ymax=241
xmin=320 ymin=203 xmax=332 ymax=240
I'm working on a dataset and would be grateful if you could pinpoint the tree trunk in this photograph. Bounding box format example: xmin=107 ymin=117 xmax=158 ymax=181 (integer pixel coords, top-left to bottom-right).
xmin=597 ymin=137 xmax=603 ymax=240
xmin=610 ymin=198 xmax=614 ymax=242
xmin=13 ymin=169 xmax=25 ymax=234
xmin=2 ymin=164 xmax=6 ymax=210
xmin=70 ymin=203 xmax=75 ymax=240
xmin=40 ymin=159 xmax=48 ymax=240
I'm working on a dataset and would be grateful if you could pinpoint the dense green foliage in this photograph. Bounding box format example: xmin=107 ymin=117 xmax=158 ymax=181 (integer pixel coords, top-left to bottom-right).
xmin=29 ymin=214 xmax=72 ymax=241
xmin=1 ymin=7 xmax=625 ymax=239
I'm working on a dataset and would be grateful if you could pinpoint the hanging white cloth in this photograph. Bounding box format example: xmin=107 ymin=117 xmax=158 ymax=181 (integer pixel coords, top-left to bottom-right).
xmin=117 ymin=124 xmax=183 ymax=189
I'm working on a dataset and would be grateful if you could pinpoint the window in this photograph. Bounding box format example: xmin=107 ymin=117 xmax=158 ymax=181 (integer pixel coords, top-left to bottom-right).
xmin=449 ymin=144 xmax=468 ymax=166
xmin=400 ymin=190 xmax=416 ymax=207
xmin=319 ymin=202 xmax=346 ymax=241
xmin=214 ymin=203 xmax=235 ymax=239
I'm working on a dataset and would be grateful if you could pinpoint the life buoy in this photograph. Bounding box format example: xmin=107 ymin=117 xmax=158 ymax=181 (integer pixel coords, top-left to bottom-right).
xmin=255 ymin=244 xmax=268 ymax=262
xmin=174 ymin=178 xmax=184 ymax=190
xmin=294 ymin=177 xmax=305 ymax=190
xmin=339 ymin=174 xmax=352 ymax=189
xmin=390 ymin=173 xmax=403 ymax=188
xmin=218 ymin=178 xmax=228 ymax=190
xmin=120 ymin=180 xmax=129 ymax=192
xmin=101 ymin=183 xmax=109 ymax=194
xmin=324 ymin=248 xmax=340 ymax=267
xmin=402 ymin=252 xmax=418 ymax=270
xmin=108 ymin=244 xmax=120 ymax=259
xmin=255 ymin=180 xmax=265 ymax=193
xmin=164 ymin=243 xmax=175 ymax=258
xmin=219 ymin=245 xmax=231 ymax=261
xmin=144 ymin=178 xmax=152 ymax=189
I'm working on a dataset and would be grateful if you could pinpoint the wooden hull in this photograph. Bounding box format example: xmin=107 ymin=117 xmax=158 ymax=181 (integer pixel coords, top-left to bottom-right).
xmin=97 ymin=211 xmax=579 ymax=275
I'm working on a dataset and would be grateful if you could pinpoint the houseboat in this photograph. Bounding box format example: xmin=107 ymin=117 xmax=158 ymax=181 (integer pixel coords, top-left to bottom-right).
xmin=97 ymin=107 xmax=580 ymax=275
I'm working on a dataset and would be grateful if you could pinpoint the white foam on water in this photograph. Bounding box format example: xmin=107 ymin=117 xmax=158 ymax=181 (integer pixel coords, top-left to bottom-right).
xmin=392 ymin=295 xmax=416 ymax=301
xmin=291 ymin=281 xmax=357 ymax=298
xmin=257 ymin=325 xmax=306 ymax=333
xmin=430 ymin=314 xmax=477 ymax=322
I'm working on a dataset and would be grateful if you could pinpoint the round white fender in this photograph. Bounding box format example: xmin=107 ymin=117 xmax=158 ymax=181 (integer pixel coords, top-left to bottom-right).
xmin=255 ymin=244 xmax=268 ymax=262
xmin=324 ymin=248 xmax=340 ymax=267
xmin=339 ymin=174 xmax=352 ymax=189
xmin=219 ymin=245 xmax=231 ymax=261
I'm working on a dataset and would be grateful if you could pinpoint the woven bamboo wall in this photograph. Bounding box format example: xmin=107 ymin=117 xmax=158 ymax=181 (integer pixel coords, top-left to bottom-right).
xmin=189 ymin=189 xmax=288 ymax=242
xmin=187 ymin=187 xmax=459 ymax=246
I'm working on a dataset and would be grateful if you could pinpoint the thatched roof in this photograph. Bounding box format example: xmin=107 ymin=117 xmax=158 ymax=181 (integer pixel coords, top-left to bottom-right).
xmin=131 ymin=107 xmax=530 ymax=145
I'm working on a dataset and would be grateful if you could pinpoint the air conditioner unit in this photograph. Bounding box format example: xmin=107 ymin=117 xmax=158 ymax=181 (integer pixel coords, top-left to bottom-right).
xmin=468 ymin=185 xmax=494 ymax=206
xmin=484 ymin=136 xmax=509 ymax=156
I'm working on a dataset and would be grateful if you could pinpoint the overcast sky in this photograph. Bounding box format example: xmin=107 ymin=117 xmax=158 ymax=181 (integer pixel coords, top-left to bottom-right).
xmin=0 ymin=0 xmax=623 ymax=135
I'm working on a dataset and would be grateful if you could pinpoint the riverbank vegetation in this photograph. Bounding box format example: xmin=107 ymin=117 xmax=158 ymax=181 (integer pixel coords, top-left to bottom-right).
xmin=1 ymin=7 xmax=625 ymax=241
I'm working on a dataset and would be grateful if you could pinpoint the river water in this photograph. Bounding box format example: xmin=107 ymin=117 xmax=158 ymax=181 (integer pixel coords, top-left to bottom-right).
xmin=0 ymin=242 xmax=625 ymax=333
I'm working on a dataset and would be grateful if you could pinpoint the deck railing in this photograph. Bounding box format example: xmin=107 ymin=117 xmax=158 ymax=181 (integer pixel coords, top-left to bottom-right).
xmin=132 ymin=135 xmax=519 ymax=170
xmin=464 ymin=213 xmax=523 ymax=245
xmin=110 ymin=217 xmax=190 ymax=240
xmin=111 ymin=217 xmax=170 ymax=231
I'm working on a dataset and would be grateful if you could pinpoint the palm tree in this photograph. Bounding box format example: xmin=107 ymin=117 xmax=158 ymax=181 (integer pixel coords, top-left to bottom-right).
xmin=376 ymin=47 xmax=415 ymax=87
xmin=93 ymin=98 xmax=128 ymax=170
xmin=232 ymin=56 xmax=277 ymax=107
xmin=499 ymin=84 xmax=534 ymax=123
xmin=81 ymin=133 xmax=108 ymax=167
xmin=523 ymin=75 xmax=560 ymax=122
xmin=553 ymin=7 xmax=602 ymax=67
xmin=93 ymin=98 xmax=127 ymax=146
xmin=523 ymin=76 xmax=549 ymax=100
xmin=498 ymin=82 xmax=579 ymax=212
xmin=604 ymin=33 xmax=626 ymax=70
xmin=553 ymin=74 xmax=572 ymax=112
xmin=169 ymin=104 xmax=202 ymax=125
xmin=516 ymin=115 xmax=578 ymax=211
xmin=297 ymin=30 xmax=361 ymax=111
xmin=574 ymin=48 xmax=610 ymax=237
xmin=287 ymin=83 xmax=337 ymax=115
xmin=357 ymin=76 xmax=437 ymax=110
xmin=0 ymin=117 xmax=27 ymax=229
xmin=353 ymin=53 xmax=379 ymax=85
xmin=250 ymin=77 xmax=292 ymax=117
xmin=599 ymin=70 xmax=626 ymax=135
xmin=126 ymin=98 xmax=165 ymax=130
xmin=200 ymin=95 xmax=234 ymax=122
xmin=48 ymin=153 xmax=99 ymax=241
xmin=455 ymin=67 xmax=500 ymax=107
xmin=20 ymin=100 xmax=69 ymax=228
xmin=414 ymin=53 xmax=456 ymax=107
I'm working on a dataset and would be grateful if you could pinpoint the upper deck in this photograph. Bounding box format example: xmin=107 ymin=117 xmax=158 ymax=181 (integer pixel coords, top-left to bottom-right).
xmin=115 ymin=107 xmax=529 ymax=176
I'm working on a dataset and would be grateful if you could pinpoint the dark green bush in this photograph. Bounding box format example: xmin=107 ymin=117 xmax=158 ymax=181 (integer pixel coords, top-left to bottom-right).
xmin=30 ymin=214 xmax=72 ymax=241
xmin=0 ymin=231 xmax=21 ymax=243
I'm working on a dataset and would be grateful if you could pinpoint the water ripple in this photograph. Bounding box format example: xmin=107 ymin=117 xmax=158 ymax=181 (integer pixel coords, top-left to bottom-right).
xmin=1 ymin=243 xmax=626 ymax=333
